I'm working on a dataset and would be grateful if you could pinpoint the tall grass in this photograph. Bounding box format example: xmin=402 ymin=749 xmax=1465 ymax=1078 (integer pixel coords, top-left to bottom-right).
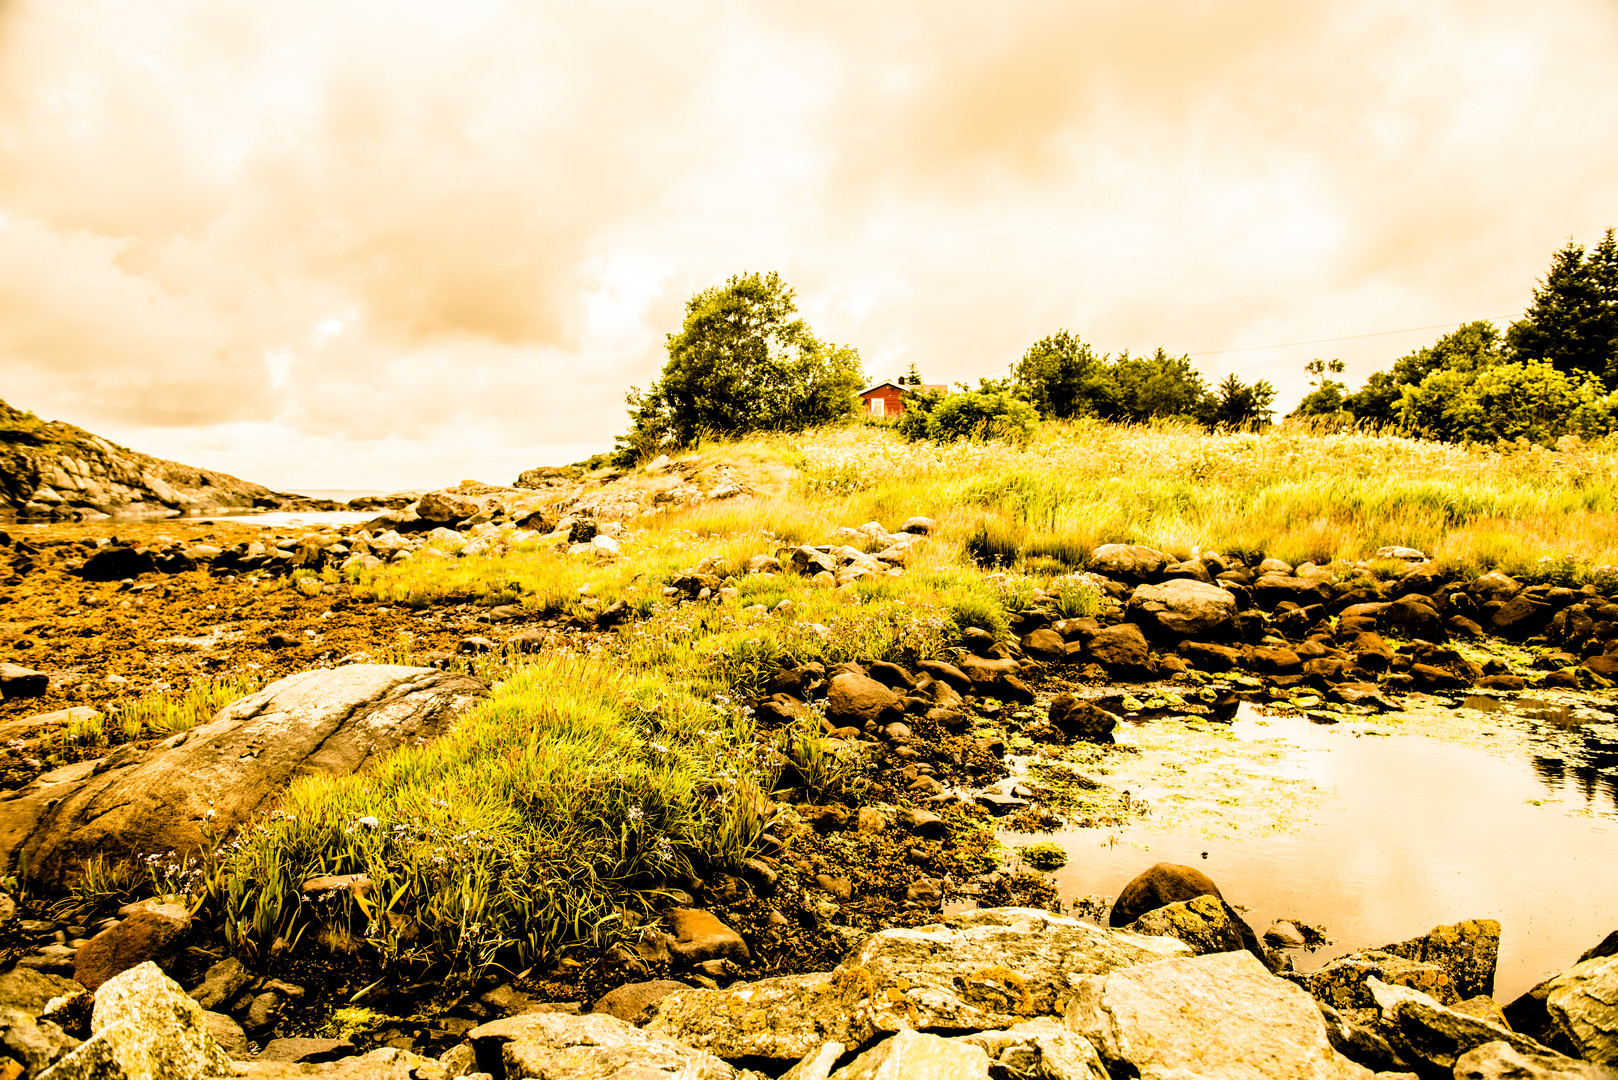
xmin=198 ymin=655 xmax=779 ymax=987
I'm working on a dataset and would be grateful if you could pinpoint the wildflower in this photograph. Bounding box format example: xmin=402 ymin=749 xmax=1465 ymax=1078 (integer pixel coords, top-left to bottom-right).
xmin=626 ymin=805 xmax=644 ymax=820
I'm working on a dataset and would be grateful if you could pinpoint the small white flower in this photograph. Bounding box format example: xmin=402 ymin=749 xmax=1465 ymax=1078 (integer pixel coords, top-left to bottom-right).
xmin=626 ymin=805 xmax=644 ymax=820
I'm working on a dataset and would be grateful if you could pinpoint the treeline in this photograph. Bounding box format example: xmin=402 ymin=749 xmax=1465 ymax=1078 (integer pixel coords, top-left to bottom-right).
xmin=1294 ymin=228 xmax=1618 ymax=443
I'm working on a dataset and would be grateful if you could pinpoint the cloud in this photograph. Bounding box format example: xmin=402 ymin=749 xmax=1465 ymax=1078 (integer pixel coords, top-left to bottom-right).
xmin=1 ymin=0 xmax=1617 ymax=487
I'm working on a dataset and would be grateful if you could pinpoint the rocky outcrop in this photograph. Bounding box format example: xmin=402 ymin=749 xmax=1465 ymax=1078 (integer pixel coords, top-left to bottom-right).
xmin=467 ymin=1011 xmax=751 ymax=1080
xmin=646 ymin=907 xmax=1190 ymax=1061
xmin=1066 ymin=950 xmax=1372 ymax=1079
xmin=1543 ymin=955 xmax=1618 ymax=1065
xmin=39 ymin=960 xmax=234 ymax=1079
xmin=0 ymin=665 xmax=488 ymax=888
xmin=0 ymin=397 xmax=328 ymax=520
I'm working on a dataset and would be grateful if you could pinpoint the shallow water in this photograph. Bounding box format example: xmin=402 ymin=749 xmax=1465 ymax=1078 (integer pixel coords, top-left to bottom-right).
xmin=185 ymin=510 xmax=376 ymax=528
xmin=1008 ymin=698 xmax=1618 ymax=1001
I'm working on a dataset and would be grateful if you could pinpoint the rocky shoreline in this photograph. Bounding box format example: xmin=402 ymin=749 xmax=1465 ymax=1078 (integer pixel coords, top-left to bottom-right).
xmin=2 ymin=474 xmax=1617 ymax=1078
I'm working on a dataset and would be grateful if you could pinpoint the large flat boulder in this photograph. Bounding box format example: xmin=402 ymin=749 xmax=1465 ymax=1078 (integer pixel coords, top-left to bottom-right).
xmin=1066 ymin=950 xmax=1372 ymax=1080
xmin=1128 ymin=579 xmax=1237 ymax=637
xmin=646 ymin=907 xmax=1190 ymax=1061
xmin=1544 ymin=955 xmax=1618 ymax=1065
xmin=468 ymin=1011 xmax=747 ymax=1080
xmin=0 ymin=666 xmax=487 ymax=888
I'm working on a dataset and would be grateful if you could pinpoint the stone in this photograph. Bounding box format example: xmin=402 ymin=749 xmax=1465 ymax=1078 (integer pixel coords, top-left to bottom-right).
xmin=1471 ymin=571 xmax=1523 ymax=603
xmin=898 ymin=809 xmax=948 ymax=838
xmin=666 ymin=909 xmax=750 ymax=965
xmin=1268 ymin=921 xmax=1309 ymax=948
xmin=1046 ymin=694 xmax=1117 ymax=742
xmin=78 ymin=547 xmax=155 ymax=582
xmin=900 ymin=517 xmax=936 ymax=535
xmin=646 ymin=907 xmax=1189 ymax=1061
xmin=1123 ymin=893 xmax=1246 ymax=957
xmin=856 ymin=808 xmax=887 ymax=834
xmin=415 ymin=491 xmax=481 ymax=522
xmin=0 ymin=969 xmax=81 ymax=1013
xmin=1544 ymin=955 xmax=1618 ymax=1065
xmin=1367 ymin=976 xmax=1558 ymax=1074
xmin=1020 ymin=628 xmax=1067 ymax=663
xmin=1107 ymin=862 xmax=1224 ymax=927
xmin=470 ymin=1010 xmax=743 ymax=1080
xmin=0 ymin=663 xmax=49 ymax=700
xmin=1086 ymin=623 xmax=1150 ymax=672
xmin=0 ymin=1006 xmax=79 ymax=1077
xmin=257 ymin=1037 xmax=358 ymax=1062
xmin=829 ymin=1029 xmax=990 ymax=1079
xmin=1381 ymin=919 xmax=1500 ymax=1001
xmin=40 ymin=961 xmax=234 ymax=1080
xmin=957 ymin=1017 xmax=1108 ymax=1080
xmin=1454 ymin=1040 xmax=1618 ymax=1079
xmin=1089 ymin=544 xmax=1171 ymax=583
xmin=825 ymin=674 xmax=902 ymax=729
xmin=1297 ymin=950 xmax=1460 ymax=1010
xmin=1128 ymin=579 xmax=1238 ymax=637
xmin=202 ymin=1011 xmax=249 ymax=1058
xmin=74 ymin=904 xmax=191 ymax=991
xmin=1066 ymin=950 xmax=1371 ymax=1080
xmin=229 ymin=1047 xmax=450 ymax=1078
xmin=956 ymin=654 xmax=1022 ymax=690
xmin=2 ymin=665 xmax=488 ymax=888
xmin=590 ymin=980 xmax=693 ymax=1026
xmin=1317 ymin=1002 xmax=1408 ymax=1073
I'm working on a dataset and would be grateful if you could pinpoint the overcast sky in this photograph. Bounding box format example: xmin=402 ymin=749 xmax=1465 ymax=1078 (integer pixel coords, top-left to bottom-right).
xmin=3 ymin=1 xmax=1617 ymax=492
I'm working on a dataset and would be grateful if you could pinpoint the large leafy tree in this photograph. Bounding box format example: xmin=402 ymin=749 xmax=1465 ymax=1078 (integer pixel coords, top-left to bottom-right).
xmin=1012 ymin=332 xmax=1213 ymax=423
xmin=1506 ymin=229 xmax=1618 ymax=389
xmin=1291 ymin=359 xmax=1348 ymax=418
xmin=1345 ymin=321 xmax=1504 ymax=426
xmin=1013 ymin=330 xmax=1104 ymax=419
xmin=1207 ymin=373 xmax=1276 ymax=430
xmin=616 ymin=272 xmax=864 ymax=461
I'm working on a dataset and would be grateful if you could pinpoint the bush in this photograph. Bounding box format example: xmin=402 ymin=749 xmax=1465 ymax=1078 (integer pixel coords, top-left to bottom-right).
xmin=923 ymin=390 xmax=1038 ymax=445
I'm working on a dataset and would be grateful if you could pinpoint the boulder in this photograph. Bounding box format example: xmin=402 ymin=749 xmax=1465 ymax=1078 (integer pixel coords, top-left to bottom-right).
xmin=646 ymin=907 xmax=1189 ymax=1061
xmin=1367 ymin=976 xmax=1560 ymax=1075
xmin=829 ymin=1029 xmax=990 ymax=1079
xmin=1297 ymin=950 xmax=1459 ymax=1011
xmin=78 ymin=547 xmax=155 ymax=582
xmin=825 ymin=674 xmax=902 ymax=728
xmin=781 ymin=1041 xmax=845 ymax=1080
xmin=0 ymin=663 xmax=50 ymax=700
xmin=1 ymin=665 xmax=488 ymax=888
xmin=1085 ymin=624 xmax=1150 ymax=672
xmin=1108 ymin=862 xmax=1224 ymax=927
xmin=956 ymin=1017 xmax=1108 ymax=1080
xmin=0 ymin=968 xmax=81 ymax=1013
xmin=665 ymin=908 xmax=750 ymax=965
xmin=1128 ymin=580 xmax=1238 ymax=638
xmin=1381 ymin=919 xmax=1500 ymax=1001
xmin=1066 ymin=950 xmax=1372 ymax=1080
xmin=1047 ymin=694 xmax=1117 ymax=743
xmin=1123 ymin=893 xmax=1246 ymax=957
xmin=40 ymin=961 xmax=233 ymax=1080
xmin=1471 ymin=572 xmax=1523 ymax=603
xmin=590 ymin=980 xmax=693 ymax=1026
xmin=1455 ymin=1040 xmax=1618 ymax=1079
xmin=1020 ymin=628 xmax=1068 ymax=663
xmin=470 ymin=1010 xmax=744 ymax=1080
xmin=0 ymin=1005 xmax=79 ymax=1077
xmin=1544 ymin=955 xmax=1618 ymax=1065
xmin=74 ymin=902 xmax=191 ymax=991
xmin=1088 ymin=544 xmax=1170 ymax=583
xmin=233 ymin=1047 xmax=450 ymax=1078
xmin=257 ymin=1037 xmax=357 ymax=1062
xmin=414 ymin=491 xmax=481 ymax=522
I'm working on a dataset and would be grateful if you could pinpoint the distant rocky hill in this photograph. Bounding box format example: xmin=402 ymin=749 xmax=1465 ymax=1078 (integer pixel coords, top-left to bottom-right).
xmin=0 ymin=398 xmax=335 ymax=520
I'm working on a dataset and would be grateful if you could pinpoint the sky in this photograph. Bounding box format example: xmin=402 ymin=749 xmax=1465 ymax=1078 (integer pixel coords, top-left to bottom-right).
xmin=2 ymin=1 xmax=1617 ymax=492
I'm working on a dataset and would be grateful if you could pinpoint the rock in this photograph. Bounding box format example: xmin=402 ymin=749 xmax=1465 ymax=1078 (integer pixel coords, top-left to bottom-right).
xmin=1368 ymin=976 xmax=1559 ymax=1075
xmin=1066 ymin=950 xmax=1371 ymax=1080
xmin=40 ymin=961 xmax=233 ymax=1080
xmin=1108 ymin=862 xmax=1224 ymax=927
xmin=1543 ymin=955 xmax=1618 ymax=1065
xmin=826 ymin=673 xmax=902 ymax=728
xmin=242 ymin=990 xmax=283 ymax=1035
xmin=590 ymin=980 xmax=693 ymax=1026
xmin=415 ymin=491 xmax=481 ymax=522
xmin=898 ymin=809 xmax=948 ymax=838
xmin=666 ymin=909 xmax=750 ymax=965
xmin=1123 ymin=893 xmax=1246 ymax=956
xmin=257 ymin=1037 xmax=358 ymax=1062
xmin=74 ymin=903 xmax=191 ymax=991
xmin=1381 ymin=919 xmax=1500 ymax=1001
xmin=230 ymin=1046 xmax=449 ymax=1078
xmin=1086 ymin=623 xmax=1150 ymax=672
xmin=0 ymin=663 xmax=50 ymax=700
xmin=1128 ymin=579 xmax=1238 ymax=637
xmin=956 ymin=654 xmax=1021 ymax=690
xmin=906 ymin=878 xmax=942 ymax=906
xmin=470 ymin=1010 xmax=743 ymax=1080
xmin=856 ymin=808 xmax=887 ymax=834
xmin=1020 ymin=628 xmax=1067 ymax=663
xmin=202 ymin=1011 xmax=249 ymax=1059
xmin=1377 ymin=546 xmax=1428 ymax=562
xmin=1268 ymin=921 xmax=1309 ymax=948
xmin=2 ymin=665 xmax=488 ymax=889
xmin=1454 ymin=1040 xmax=1618 ymax=1079
xmin=646 ymin=908 xmax=1189 ymax=1061
xmin=1089 ymin=544 xmax=1171 ymax=583
xmin=829 ymin=1028 xmax=990 ymax=1079
xmin=957 ymin=1017 xmax=1109 ymax=1080
xmin=1471 ymin=571 xmax=1523 ymax=603
xmin=1494 ymin=594 xmax=1555 ymax=638
xmin=781 ymin=1041 xmax=845 ymax=1080
xmin=1297 ymin=950 xmax=1460 ymax=1010
xmin=78 ymin=547 xmax=155 ymax=582
xmin=0 ymin=1006 xmax=80 ymax=1077
xmin=1317 ymin=1001 xmax=1408 ymax=1073
xmin=0 ymin=968 xmax=81 ymax=1013
xmin=915 ymin=660 xmax=971 ymax=693
xmin=1047 ymin=694 xmax=1117 ymax=742
xmin=900 ymin=517 xmax=937 ymax=535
